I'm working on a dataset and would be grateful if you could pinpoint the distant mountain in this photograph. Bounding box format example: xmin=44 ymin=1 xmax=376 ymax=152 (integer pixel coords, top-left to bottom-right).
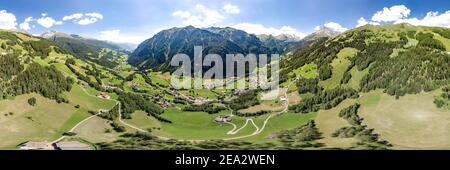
xmin=205 ymin=27 xmax=271 ymax=54
xmin=258 ymin=27 xmax=340 ymax=55
xmin=42 ymin=31 xmax=125 ymax=54
xmin=42 ymin=31 xmax=128 ymax=68
xmin=258 ymin=34 xmax=298 ymax=54
xmin=303 ymin=27 xmax=340 ymax=42
xmin=129 ymin=26 xmax=279 ymax=71
xmin=108 ymin=42 xmax=137 ymax=52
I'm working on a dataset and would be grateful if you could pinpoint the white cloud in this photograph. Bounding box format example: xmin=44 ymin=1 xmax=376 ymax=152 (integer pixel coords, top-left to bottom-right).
xmin=223 ymin=4 xmax=240 ymax=14
xmin=85 ymin=12 xmax=103 ymax=19
xmin=97 ymin=29 xmax=147 ymax=44
xmin=372 ymin=5 xmax=410 ymax=22
xmin=62 ymin=12 xmax=103 ymax=25
xmin=356 ymin=17 xmax=380 ymax=27
xmin=37 ymin=16 xmax=61 ymax=28
xmin=232 ymin=23 xmax=305 ymax=40
xmin=356 ymin=17 xmax=368 ymax=27
xmin=394 ymin=11 xmax=450 ymax=28
xmin=19 ymin=17 xmax=33 ymax=31
xmin=357 ymin=5 xmax=449 ymax=28
xmin=173 ymin=11 xmax=191 ymax=19
xmin=77 ymin=17 xmax=99 ymax=25
xmin=63 ymin=13 xmax=83 ymax=21
xmin=314 ymin=26 xmax=321 ymax=31
xmin=323 ymin=22 xmax=348 ymax=32
xmin=172 ymin=4 xmax=225 ymax=28
xmin=0 ymin=10 xmax=17 ymax=30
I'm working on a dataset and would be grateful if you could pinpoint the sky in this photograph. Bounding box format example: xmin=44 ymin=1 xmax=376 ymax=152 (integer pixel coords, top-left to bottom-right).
xmin=0 ymin=0 xmax=449 ymax=44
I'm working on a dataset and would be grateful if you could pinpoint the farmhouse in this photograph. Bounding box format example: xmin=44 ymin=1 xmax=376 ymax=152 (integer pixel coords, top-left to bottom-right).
xmin=194 ymin=97 xmax=210 ymax=105
xmin=130 ymin=82 xmax=141 ymax=91
xmin=280 ymin=95 xmax=287 ymax=102
xmin=98 ymin=109 xmax=108 ymax=113
xmin=96 ymin=92 xmax=111 ymax=99
xmin=19 ymin=142 xmax=54 ymax=150
xmin=54 ymin=141 xmax=91 ymax=150
xmin=214 ymin=115 xmax=231 ymax=123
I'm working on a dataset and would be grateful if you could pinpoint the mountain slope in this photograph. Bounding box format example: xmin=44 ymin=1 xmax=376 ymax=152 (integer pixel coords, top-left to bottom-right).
xmin=283 ymin=23 xmax=449 ymax=109
xmin=129 ymin=26 xmax=283 ymax=71
xmin=42 ymin=31 xmax=128 ymax=68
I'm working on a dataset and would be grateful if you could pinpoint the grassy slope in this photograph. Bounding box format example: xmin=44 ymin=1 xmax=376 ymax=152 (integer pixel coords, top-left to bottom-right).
xmin=73 ymin=116 xmax=122 ymax=143
xmin=65 ymin=85 xmax=116 ymax=111
xmin=319 ymin=47 xmax=358 ymax=89
xmin=154 ymin=108 xmax=235 ymax=140
xmin=0 ymin=94 xmax=87 ymax=149
xmin=358 ymin=90 xmax=450 ymax=149
xmin=246 ymin=112 xmax=316 ymax=142
xmin=314 ymin=99 xmax=359 ymax=149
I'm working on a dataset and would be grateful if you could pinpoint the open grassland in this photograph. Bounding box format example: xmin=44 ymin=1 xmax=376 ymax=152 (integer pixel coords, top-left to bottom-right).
xmin=319 ymin=48 xmax=358 ymax=89
xmin=65 ymin=85 xmax=117 ymax=111
xmin=246 ymin=112 xmax=316 ymax=142
xmin=0 ymin=94 xmax=88 ymax=149
xmin=431 ymin=32 xmax=450 ymax=51
xmin=358 ymin=90 xmax=450 ymax=149
xmin=314 ymin=99 xmax=359 ymax=149
xmin=154 ymin=108 xmax=235 ymax=140
xmin=287 ymin=91 xmax=301 ymax=105
xmin=84 ymin=87 xmax=119 ymax=100
xmin=239 ymin=100 xmax=284 ymax=113
xmin=345 ymin=65 xmax=370 ymax=90
xmin=123 ymin=111 xmax=161 ymax=130
xmin=74 ymin=116 xmax=122 ymax=143
xmin=288 ymin=63 xmax=318 ymax=79
xmin=150 ymin=72 xmax=171 ymax=87
xmin=179 ymin=89 xmax=218 ymax=99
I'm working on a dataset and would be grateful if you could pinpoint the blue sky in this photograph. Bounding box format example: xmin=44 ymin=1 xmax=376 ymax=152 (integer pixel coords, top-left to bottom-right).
xmin=0 ymin=0 xmax=449 ymax=44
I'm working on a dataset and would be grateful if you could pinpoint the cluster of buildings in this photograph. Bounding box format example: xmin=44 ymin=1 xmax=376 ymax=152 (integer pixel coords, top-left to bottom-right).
xmin=96 ymin=92 xmax=111 ymax=99
xmin=214 ymin=115 xmax=232 ymax=123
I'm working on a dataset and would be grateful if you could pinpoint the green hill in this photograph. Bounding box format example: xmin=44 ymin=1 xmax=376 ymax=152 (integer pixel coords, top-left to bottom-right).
xmin=42 ymin=31 xmax=129 ymax=69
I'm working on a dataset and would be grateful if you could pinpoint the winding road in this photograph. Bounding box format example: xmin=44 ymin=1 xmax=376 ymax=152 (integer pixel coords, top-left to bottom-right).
xmin=51 ymin=73 xmax=291 ymax=143
xmin=222 ymin=88 xmax=289 ymax=140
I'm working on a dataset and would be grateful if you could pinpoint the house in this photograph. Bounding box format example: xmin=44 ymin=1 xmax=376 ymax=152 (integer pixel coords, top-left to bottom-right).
xmin=98 ymin=109 xmax=108 ymax=114
xmin=280 ymin=95 xmax=287 ymax=102
xmin=214 ymin=115 xmax=231 ymax=123
xmin=19 ymin=142 xmax=54 ymax=150
xmin=96 ymin=92 xmax=111 ymax=99
xmin=130 ymin=82 xmax=141 ymax=91
xmin=54 ymin=141 xmax=91 ymax=150
xmin=194 ymin=97 xmax=209 ymax=105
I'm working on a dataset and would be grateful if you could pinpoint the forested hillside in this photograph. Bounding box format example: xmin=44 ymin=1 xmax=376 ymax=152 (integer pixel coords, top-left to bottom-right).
xmin=282 ymin=24 xmax=450 ymax=113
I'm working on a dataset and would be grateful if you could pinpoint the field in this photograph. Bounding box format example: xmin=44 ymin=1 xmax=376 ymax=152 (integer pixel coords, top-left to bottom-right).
xmin=239 ymin=100 xmax=284 ymax=113
xmin=345 ymin=65 xmax=370 ymax=90
xmin=123 ymin=111 xmax=161 ymax=130
xmin=65 ymin=85 xmax=117 ymax=111
xmin=288 ymin=63 xmax=318 ymax=79
xmin=245 ymin=112 xmax=316 ymax=142
xmin=153 ymin=108 xmax=237 ymax=140
xmin=74 ymin=116 xmax=122 ymax=143
xmin=179 ymin=89 xmax=217 ymax=99
xmin=314 ymin=99 xmax=359 ymax=149
xmin=0 ymin=94 xmax=88 ymax=149
xmin=319 ymin=48 xmax=358 ymax=89
xmin=358 ymin=90 xmax=450 ymax=149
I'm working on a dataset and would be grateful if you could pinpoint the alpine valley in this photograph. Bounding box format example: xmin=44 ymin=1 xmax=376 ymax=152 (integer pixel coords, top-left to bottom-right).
xmin=0 ymin=22 xmax=449 ymax=150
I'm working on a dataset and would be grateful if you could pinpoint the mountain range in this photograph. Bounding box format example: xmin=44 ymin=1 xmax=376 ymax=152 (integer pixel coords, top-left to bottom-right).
xmin=129 ymin=26 xmax=338 ymax=71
